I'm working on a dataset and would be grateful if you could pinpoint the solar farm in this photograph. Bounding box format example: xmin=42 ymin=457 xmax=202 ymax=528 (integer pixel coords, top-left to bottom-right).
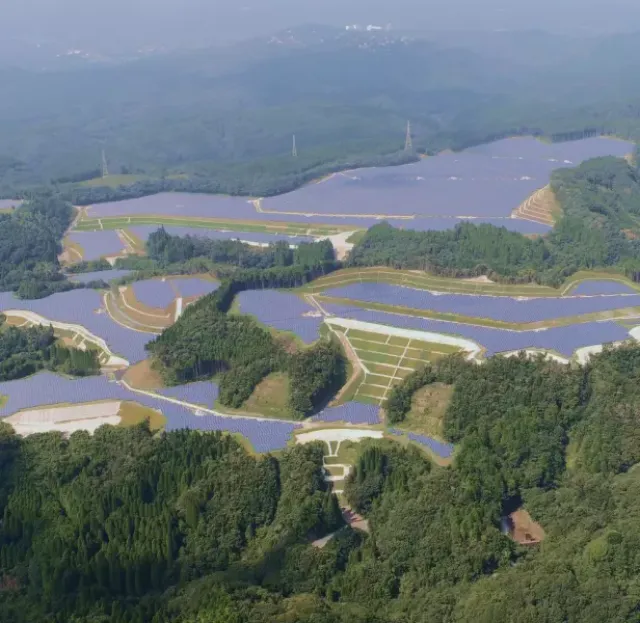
xmin=3 ymin=136 xmax=640 ymax=459
xmin=107 ymin=276 xmax=220 ymax=333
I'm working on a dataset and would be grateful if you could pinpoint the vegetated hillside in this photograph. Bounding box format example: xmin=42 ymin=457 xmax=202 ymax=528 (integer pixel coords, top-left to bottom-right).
xmin=6 ymin=28 xmax=640 ymax=195
xmin=347 ymin=156 xmax=640 ymax=286
xmin=4 ymin=344 xmax=640 ymax=621
xmin=145 ymin=230 xmax=344 ymax=417
xmin=0 ymin=194 xmax=81 ymax=298
xmin=0 ymin=319 xmax=99 ymax=379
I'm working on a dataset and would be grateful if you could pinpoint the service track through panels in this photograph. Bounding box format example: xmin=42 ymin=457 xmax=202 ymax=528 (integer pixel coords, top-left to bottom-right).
xmin=0 ymin=290 xmax=153 ymax=363
xmin=84 ymin=137 xmax=632 ymax=227
xmin=0 ymin=372 xmax=300 ymax=452
xmin=128 ymin=225 xmax=314 ymax=246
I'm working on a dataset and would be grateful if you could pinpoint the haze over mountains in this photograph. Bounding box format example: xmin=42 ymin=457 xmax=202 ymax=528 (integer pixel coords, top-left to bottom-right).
xmin=2 ymin=0 xmax=640 ymax=65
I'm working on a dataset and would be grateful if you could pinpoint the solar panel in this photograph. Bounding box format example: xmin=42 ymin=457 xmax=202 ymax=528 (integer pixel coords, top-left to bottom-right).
xmin=237 ymin=290 xmax=323 ymax=343
xmin=324 ymin=282 xmax=640 ymax=323
xmin=68 ymin=231 xmax=125 ymax=260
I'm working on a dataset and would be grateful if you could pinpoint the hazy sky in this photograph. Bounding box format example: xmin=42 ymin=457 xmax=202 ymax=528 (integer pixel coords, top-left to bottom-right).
xmin=2 ymin=0 xmax=640 ymax=53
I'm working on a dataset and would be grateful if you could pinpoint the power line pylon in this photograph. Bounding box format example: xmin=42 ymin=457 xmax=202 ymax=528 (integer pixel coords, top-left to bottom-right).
xmin=101 ymin=150 xmax=109 ymax=178
xmin=292 ymin=134 xmax=298 ymax=158
xmin=404 ymin=121 xmax=413 ymax=152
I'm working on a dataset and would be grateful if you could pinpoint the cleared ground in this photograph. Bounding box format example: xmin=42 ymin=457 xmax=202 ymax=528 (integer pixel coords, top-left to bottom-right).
xmin=122 ymin=359 xmax=165 ymax=390
xmin=118 ymin=401 xmax=167 ymax=431
xmin=339 ymin=327 xmax=462 ymax=405
xmin=5 ymin=401 xmax=122 ymax=436
xmin=512 ymin=185 xmax=560 ymax=226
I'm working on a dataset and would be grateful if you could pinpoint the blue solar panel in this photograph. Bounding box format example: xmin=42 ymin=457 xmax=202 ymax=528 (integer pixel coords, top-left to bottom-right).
xmin=86 ymin=136 xmax=632 ymax=226
xmin=237 ymin=290 xmax=323 ymax=343
xmin=132 ymin=279 xmax=176 ymax=308
xmin=388 ymin=428 xmax=455 ymax=459
xmin=129 ymin=225 xmax=314 ymax=246
xmin=169 ymin=277 xmax=220 ymax=299
xmin=324 ymin=283 xmax=640 ymax=323
xmin=68 ymin=269 xmax=132 ymax=284
xmin=311 ymin=402 xmax=380 ymax=424
xmin=569 ymin=280 xmax=637 ymax=295
xmin=157 ymin=381 xmax=219 ymax=406
xmin=0 ymin=290 xmax=154 ymax=363
xmin=68 ymin=231 xmax=125 ymax=260
xmin=324 ymin=303 xmax=631 ymax=357
xmin=0 ymin=372 xmax=300 ymax=453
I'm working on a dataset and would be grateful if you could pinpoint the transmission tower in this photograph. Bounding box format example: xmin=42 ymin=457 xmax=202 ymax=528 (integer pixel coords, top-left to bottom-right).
xmin=101 ymin=150 xmax=109 ymax=178
xmin=404 ymin=121 xmax=413 ymax=152
xmin=292 ymin=134 xmax=298 ymax=158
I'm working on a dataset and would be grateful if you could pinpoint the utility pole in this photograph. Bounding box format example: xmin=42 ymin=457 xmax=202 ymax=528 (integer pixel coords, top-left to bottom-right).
xmin=292 ymin=134 xmax=298 ymax=158
xmin=404 ymin=121 xmax=413 ymax=152
xmin=101 ymin=150 xmax=109 ymax=178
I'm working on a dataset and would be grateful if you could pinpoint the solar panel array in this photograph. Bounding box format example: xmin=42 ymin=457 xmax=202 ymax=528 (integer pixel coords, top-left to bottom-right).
xmin=389 ymin=428 xmax=455 ymax=459
xmin=157 ymin=381 xmax=220 ymax=406
xmin=89 ymin=196 xmax=549 ymax=234
xmin=0 ymin=290 xmax=154 ymax=363
xmin=131 ymin=279 xmax=176 ymax=308
xmin=311 ymin=402 xmax=381 ymax=424
xmin=237 ymin=290 xmax=323 ymax=343
xmin=324 ymin=283 xmax=640 ymax=323
xmin=261 ymin=137 xmax=633 ymax=219
xmin=569 ymin=280 xmax=637 ymax=295
xmin=324 ymin=303 xmax=631 ymax=357
xmin=68 ymin=269 xmax=132 ymax=284
xmin=170 ymin=277 xmax=220 ymax=299
xmin=0 ymin=372 xmax=300 ymax=453
xmin=86 ymin=138 xmax=632 ymax=229
xmin=129 ymin=225 xmax=314 ymax=246
xmin=68 ymin=231 xmax=125 ymax=260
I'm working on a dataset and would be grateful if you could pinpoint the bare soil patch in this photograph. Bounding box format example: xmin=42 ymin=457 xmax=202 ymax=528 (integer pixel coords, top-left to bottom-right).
xmin=123 ymin=359 xmax=164 ymax=390
xmin=504 ymin=508 xmax=545 ymax=545
xmin=118 ymin=401 xmax=166 ymax=431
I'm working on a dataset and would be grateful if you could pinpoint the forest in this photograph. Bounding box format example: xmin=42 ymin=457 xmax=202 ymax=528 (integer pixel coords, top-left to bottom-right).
xmin=0 ymin=320 xmax=99 ymax=380
xmin=146 ymin=227 xmax=335 ymax=270
xmin=147 ymin=284 xmax=345 ymax=417
xmin=4 ymin=344 xmax=640 ymax=621
xmin=347 ymin=156 xmax=640 ymax=286
xmin=6 ymin=28 xmax=640 ymax=197
xmin=0 ymin=194 xmax=77 ymax=298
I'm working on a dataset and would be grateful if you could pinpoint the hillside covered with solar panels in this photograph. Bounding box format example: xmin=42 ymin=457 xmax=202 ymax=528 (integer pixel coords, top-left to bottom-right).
xmin=9 ymin=22 xmax=640 ymax=623
xmin=3 ymin=140 xmax=640 ymax=458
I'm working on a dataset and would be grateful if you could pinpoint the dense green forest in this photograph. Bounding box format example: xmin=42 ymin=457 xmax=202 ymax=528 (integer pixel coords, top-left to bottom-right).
xmin=0 ymin=194 xmax=78 ymax=298
xmin=6 ymin=28 xmax=640 ymax=197
xmin=147 ymin=227 xmax=335 ymax=269
xmin=147 ymin=285 xmax=345 ymax=417
xmin=0 ymin=320 xmax=99 ymax=379
xmin=4 ymin=346 xmax=640 ymax=621
xmin=145 ymin=229 xmax=344 ymax=415
xmin=348 ymin=156 xmax=640 ymax=285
